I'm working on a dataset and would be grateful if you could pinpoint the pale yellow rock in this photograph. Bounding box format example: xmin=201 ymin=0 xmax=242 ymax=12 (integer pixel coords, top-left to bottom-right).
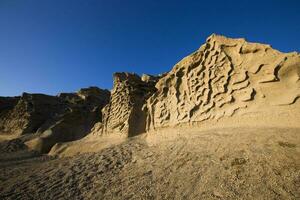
xmin=1 ymin=35 xmax=300 ymax=200
xmin=145 ymin=34 xmax=300 ymax=130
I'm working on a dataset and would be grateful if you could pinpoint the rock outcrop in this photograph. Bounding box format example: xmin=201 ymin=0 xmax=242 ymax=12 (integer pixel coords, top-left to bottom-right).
xmin=0 ymin=87 xmax=110 ymax=153
xmin=1 ymin=34 xmax=300 ymax=154
xmin=0 ymin=94 xmax=67 ymax=135
xmin=145 ymin=34 xmax=300 ymax=130
xmin=93 ymin=73 xmax=159 ymax=137
xmin=92 ymin=35 xmax=300 ymax=136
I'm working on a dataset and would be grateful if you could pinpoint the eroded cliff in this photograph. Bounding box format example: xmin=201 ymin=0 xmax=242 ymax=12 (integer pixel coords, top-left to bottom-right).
xmin=145 ymin=34 xmax=300 ymax=130
xmin=0 ymin=87 xmax=110 ymax=153
xmin=1 ymin=34 xmax=299 ymax=154
xmin=92 ymin=73 xmax=159 ymax=137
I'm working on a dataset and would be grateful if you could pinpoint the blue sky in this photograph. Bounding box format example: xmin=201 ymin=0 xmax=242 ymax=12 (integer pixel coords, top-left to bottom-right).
xmin=0 ymin=0 xmax=299 ymax=96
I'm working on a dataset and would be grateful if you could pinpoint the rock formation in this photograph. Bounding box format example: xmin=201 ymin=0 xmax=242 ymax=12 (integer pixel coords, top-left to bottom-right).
xmin=1 ymin=34 xmax=299 ymax=200
xmin=0 ymin=93 xmax=67 ymax=135
xmin=0 ymin=87 xmax=110 ymax=153
xmin=1 ymin=34 xmax=299 ymax=154
xmin=145 ymin=34 xmax=300 ymax=130
xmin=91 ymin=34 xmax=300 ymax=137
xmin=93 ymin=73 xmax=159 ymax=137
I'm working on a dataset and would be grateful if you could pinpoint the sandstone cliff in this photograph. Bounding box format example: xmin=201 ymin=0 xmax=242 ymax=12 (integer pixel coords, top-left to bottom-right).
xmin=145 ymin=34 xmax=300 ymax=130
xmin=1 ymin=35 xmax=300 ymax=200
xmin=90 ymin=34 xmax=300 ymax=138
xmin=92 ymin=73 xmax=159 ymax=137
xmin=0 ymin=87 xmax=110 ymax=153
xmin=1 ymin=34 xmax=300 ymax=154
xmin=0 ymin=93 xmax=67 ymax=135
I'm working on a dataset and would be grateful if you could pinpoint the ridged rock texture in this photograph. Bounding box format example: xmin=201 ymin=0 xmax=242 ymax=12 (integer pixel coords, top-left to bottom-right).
xmin=1 ymin=34 xmax=299 ymax=154
xmin=145 ymin=34 xmax=300 ymax=130
xmin=94 ymin=73 xmax=159 ymax=137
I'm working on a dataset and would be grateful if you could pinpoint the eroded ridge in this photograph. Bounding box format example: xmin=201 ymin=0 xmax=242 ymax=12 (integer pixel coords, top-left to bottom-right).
xmin=0 ymin=87 xmax=111 ymax=153
xmin=97 ymin=73 xmax=158 ymax=137
xmin=1 ymin=34 xmax=299 ymax=153
xmin=146 ymin=34 xmax=300 ymax=130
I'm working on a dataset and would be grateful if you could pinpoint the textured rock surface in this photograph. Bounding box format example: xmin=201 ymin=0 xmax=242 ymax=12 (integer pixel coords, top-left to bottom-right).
xmin=25 ymin=107 xmax=102 ymax=153
xmin=0 ymin=94 xmax=66 ymax=135
xmin=1 ymin=34 xmax=300 ymax=153
xmin=145 ymin=34 xmax=300 ymax=130
xmin=0 ymin=87 xmax=110 ymax=153
xmin=96 ymin=73 xmax=158 ymax=137
xmin=58 ymin=35 xmax=300 ymax=144
xmin=1 ymin=35 xmax=300 ymax=199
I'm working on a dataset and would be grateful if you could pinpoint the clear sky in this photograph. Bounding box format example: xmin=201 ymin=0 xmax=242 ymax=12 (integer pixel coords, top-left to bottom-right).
xmin=0 ymin=0 xmax=299 ymax=96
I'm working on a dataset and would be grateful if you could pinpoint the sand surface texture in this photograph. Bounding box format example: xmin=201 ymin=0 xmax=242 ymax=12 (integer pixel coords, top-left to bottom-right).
xmin=1 ymin=127 xmax=300 ymax=199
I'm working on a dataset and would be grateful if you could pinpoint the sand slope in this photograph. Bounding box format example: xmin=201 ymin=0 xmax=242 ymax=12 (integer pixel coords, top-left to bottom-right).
xmin=1 ymin=127 xmax=299 ymax=200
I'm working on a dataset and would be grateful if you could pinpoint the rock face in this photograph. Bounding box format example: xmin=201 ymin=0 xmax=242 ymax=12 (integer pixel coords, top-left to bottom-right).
xmin=0 ymin=87 xmax=110 ymax=153
xmin=0 ymin=94 xmax=67 ymax=135
xmin=97 ymin=73 xmax=158 ymax=137
xmin=145 ymin=34 xmax=300 ymax=130
xmin=89 ymin=35 xmax=299 ymax=139
xmin=1 ymin=34 xmax=300 ymax=154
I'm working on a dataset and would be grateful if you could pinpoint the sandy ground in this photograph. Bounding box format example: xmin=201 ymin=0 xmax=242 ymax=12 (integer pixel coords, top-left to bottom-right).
xmin=0 ymin=127 xmax=299 ymax=200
